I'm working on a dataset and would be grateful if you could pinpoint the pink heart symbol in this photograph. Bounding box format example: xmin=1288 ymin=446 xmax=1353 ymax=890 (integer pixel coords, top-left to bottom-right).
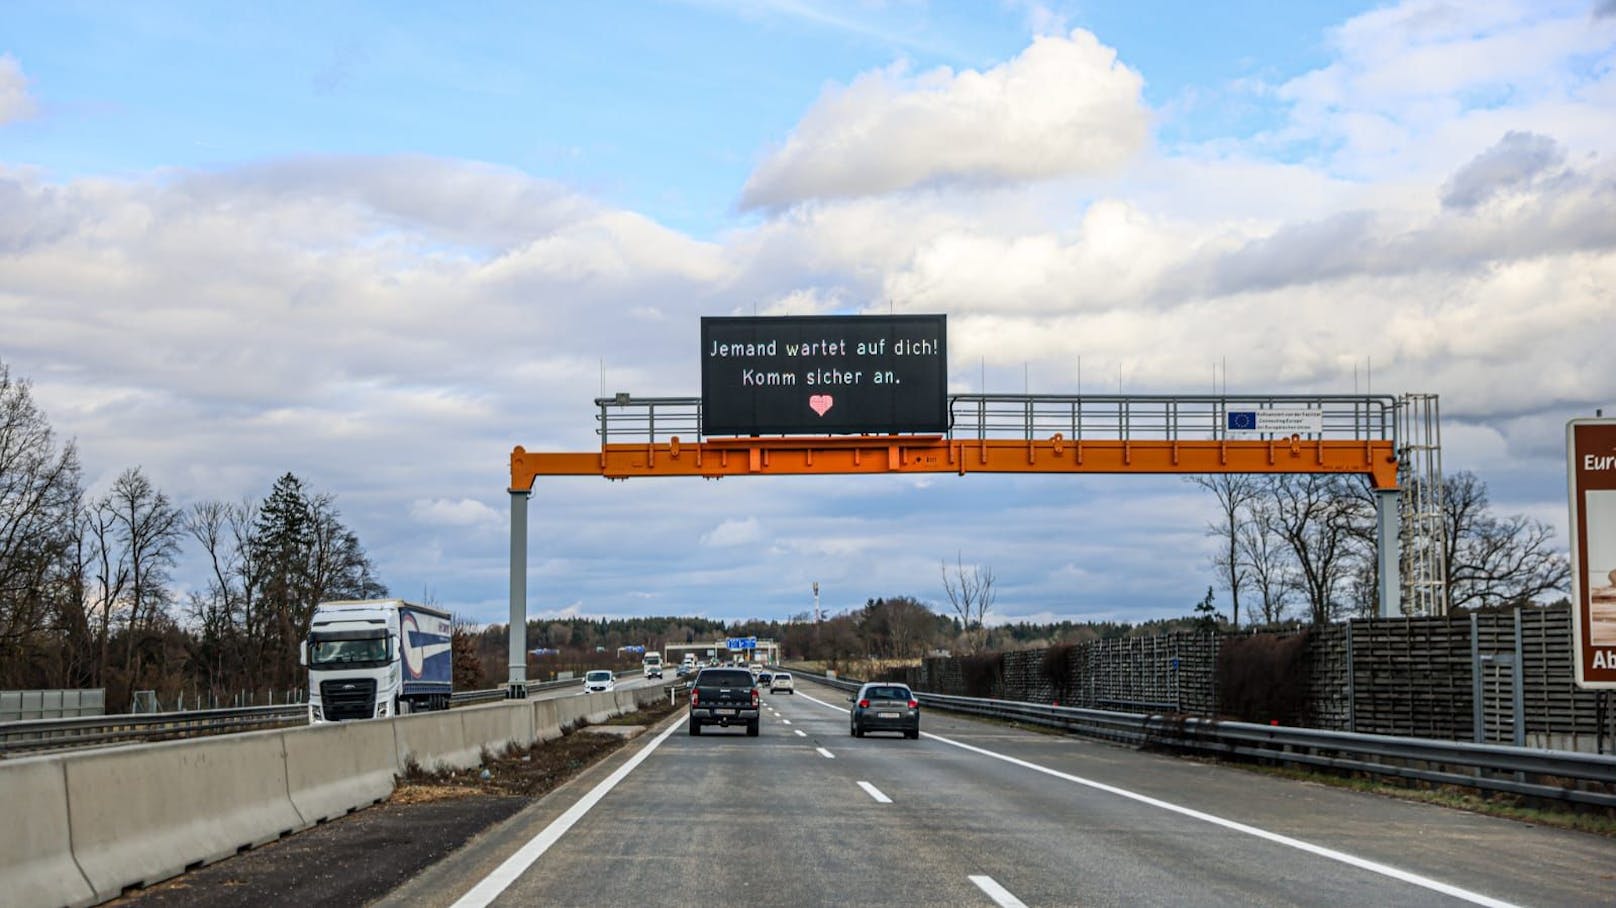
xmin=808 ymin=394 xmax=834 ymax=417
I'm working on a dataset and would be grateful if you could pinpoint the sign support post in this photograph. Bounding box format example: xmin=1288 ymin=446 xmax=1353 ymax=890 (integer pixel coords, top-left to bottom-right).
xmin=1376 ymin=490 xmax=1401 ymax=617
xmin=507 ymin=488 xmax=529 ymax=698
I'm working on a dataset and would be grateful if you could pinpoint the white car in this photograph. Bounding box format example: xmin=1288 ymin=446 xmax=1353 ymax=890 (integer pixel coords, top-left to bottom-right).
xmin=584 ymin=669 xmax=616 ymax=693
xmin=769 ymin=672 xmax=795 ymax=695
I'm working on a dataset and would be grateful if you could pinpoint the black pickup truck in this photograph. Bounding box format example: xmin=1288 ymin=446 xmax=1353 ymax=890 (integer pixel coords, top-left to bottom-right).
xmin=688 ymin=667 xmax=760 ymax=736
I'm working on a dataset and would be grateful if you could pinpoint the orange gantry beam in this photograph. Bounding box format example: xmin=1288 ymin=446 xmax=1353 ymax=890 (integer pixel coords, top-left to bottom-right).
xmin=511 ymin=434 xmax=1399 ymax=491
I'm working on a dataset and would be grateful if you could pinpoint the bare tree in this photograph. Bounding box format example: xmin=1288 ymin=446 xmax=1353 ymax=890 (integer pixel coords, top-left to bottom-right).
xmin=941 ymin=553 xmax=996 ymax=652
xmin=1262 ymin=474 xmax=1370 ymax=624
xmin=1237 ymin=498 xmax=1294 ymax=625
xmin=1191 ymin=474 xmax=1260 ymax=627
xmin=0 ymin=364 xmax=83 ymax=682
xmin=102 ymin=468 xmax=183 ymax=679
xmin=185 ymin=499 xmax=260 ymax=698
xmin=1441 ymin=471 xmax=1570 ymax=609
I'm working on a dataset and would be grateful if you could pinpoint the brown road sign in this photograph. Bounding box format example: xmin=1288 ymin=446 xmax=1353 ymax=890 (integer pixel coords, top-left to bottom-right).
xmin=1567 ymin=418 xmax=1616 ymax=688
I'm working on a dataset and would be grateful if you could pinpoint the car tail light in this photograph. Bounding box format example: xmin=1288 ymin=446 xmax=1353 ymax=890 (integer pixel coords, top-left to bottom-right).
xmin=690 ymin=689 xmax=699 ymax=707
xmin=751 ymin=688 xmax=760 ymax=708
xmin=858 ymin=699 xmax=870 ymax=709
xmin=908 ymin=699 xmax=919 ymax=709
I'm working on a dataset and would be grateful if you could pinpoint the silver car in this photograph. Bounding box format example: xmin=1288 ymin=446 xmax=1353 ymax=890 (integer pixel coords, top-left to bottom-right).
xmin=769 ymin=671 xmax=795 ymax=694
xmin=849 ymin=682 xmax=919 ymax=739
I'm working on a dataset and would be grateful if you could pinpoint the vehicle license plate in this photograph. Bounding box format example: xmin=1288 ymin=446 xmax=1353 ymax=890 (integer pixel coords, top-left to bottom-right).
xmin=715 ymin=708 xmax=736 ymax=716
xmin=878 ymin=711 xmax=900 ymax=719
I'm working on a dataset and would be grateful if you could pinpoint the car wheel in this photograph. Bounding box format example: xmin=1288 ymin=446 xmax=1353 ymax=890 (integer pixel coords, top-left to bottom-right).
xmin=906 ymin=729 xmax=919 ymax=740
xmin=747 ymin=719 xmax=760 ymax=737
xmin=689 ymin=720 xmax=701 ymax=736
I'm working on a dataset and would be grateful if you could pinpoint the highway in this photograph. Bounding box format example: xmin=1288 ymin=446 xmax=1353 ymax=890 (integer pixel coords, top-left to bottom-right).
xmin=378 ymin=678 xmax=1616 ymax=908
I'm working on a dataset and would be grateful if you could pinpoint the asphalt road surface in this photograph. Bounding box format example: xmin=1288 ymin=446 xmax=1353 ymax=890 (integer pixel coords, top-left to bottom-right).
xmin=378 ymin=678 xmax=1616 ymax=908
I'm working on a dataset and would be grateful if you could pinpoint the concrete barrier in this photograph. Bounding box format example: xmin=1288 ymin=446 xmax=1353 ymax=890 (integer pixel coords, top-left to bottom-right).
xmin=532 ymin=698 xmax=562 ymax=742
xmin=585 ymin=691 xmax=615 ymax=725
xmin=65 ymin=729 xmax=304 ymax=903
xmin=613 ymin=688 xmax=638 ymax=716
xmin=393 ymin=709 xmax=479 ymax=772
xmin=0 ymin=755 xmax=95 ymax=908
xmin=635 ymin=685 xmax=667 ymax=709
xmin=458 ymin=702 xmax=534 ymax=759
xmin=282 ymin=718 xmax=397 ymax=826
xmin=554 ymin=694 xmax=589 ymax=730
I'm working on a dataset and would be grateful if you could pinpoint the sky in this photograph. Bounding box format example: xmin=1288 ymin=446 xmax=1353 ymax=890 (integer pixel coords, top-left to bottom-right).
xmin=3 ymin=0 xmax=1614 ymax=629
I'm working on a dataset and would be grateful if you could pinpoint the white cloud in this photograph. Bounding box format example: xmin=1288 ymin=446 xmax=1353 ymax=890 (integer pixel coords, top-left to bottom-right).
xmin=741 ymin=29 xmax=1149 ymax=207
xmin=701 ymin=517 xmax=764 ymax=547
xmin=411 ymin=497 xmax=502 ymax=528
xmin=1269 ymin=0 xmax=1616 ymax=179
xmin=0 ymin=55 xmax=35 ymax=125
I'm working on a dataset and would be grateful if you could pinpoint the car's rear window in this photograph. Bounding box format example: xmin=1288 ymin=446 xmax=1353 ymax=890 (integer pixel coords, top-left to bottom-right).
xmin=698 ymin=669 xmax=754 ymax=687
xmin=775 ymin=673 xmax=791 ymax=680
xmin=866 ymin=686 xmax=910 ymax=700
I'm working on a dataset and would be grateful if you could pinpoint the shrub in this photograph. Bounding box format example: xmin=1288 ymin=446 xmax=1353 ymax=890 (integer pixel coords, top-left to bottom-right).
xmin=958 ymin=652 xmax=1003 ymax=699
xmin=1217 ymin=631 xmax=1311 ymax=725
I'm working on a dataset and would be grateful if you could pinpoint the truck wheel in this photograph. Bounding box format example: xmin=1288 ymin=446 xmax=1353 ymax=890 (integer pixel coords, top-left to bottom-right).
xmin=906 ymin=729 xmax=919 ymax=740
xmin=746 ymin=719 xmax=759 ymax=737
xmin=689 ymin=720 xmax=701 ymax=736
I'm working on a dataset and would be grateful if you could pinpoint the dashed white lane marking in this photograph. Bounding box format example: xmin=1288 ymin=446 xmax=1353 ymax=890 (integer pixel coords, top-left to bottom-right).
xmin=801 ymin=686 xmax=1518 ymax=908
xmin=449 ymin=718 xmax=681 ymax=908
xmin=816 ymin=747 xmax=835 ymax=759
xmin=970 ymin=875 xmax=1028 ymax=908
xmin=794 ymin=729 xmax=806 ymax=737
xmin=857 ymin=781 xmax=892 ymax=803
xmin=782 ymin=719 xmax=792 ymax=725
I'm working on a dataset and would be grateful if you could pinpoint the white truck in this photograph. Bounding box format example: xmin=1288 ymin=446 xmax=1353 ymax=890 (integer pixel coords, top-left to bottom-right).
xmin=302 ymin=599 xmax=454 ymax=722
xmin=643 ymin=651 xmax=664 ymax=679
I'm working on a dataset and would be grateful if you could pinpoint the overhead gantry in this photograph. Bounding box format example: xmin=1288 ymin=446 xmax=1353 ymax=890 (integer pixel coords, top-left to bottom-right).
xmin=504 ymin=393 xmax=1402 ymax=697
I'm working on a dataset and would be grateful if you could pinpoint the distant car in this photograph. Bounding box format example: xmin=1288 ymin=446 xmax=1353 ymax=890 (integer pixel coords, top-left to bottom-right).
xmin=849 ymin=682 xmax=919 ymax=739
xmin=676 ymin=664 xmax=691 ymax=678
xmin=769 ymin=672 xmax=794 ymax=695
xmin=756 ymin=671 xmax=773 ymax=686
xmin=584 ymin=670 xmax=616 ymax=693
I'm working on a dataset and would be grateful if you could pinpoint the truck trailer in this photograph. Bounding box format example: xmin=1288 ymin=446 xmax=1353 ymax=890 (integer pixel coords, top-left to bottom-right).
xmin=302 ymin=599 xmax=453 ymax=722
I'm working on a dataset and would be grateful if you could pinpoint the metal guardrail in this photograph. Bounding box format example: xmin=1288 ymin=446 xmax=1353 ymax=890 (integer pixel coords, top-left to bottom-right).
xmin=793 ymin=671 xmax=1616 ymax=809
xmin=595 ymin=393 xmax=1399 ymax=445
xmin=0 ymin=671 xmax=649 ymax=756
xmin=0 ymin=704 xmax=307 ymax=755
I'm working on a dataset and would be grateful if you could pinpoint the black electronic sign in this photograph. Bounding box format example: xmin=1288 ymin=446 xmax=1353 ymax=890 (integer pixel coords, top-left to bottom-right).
xmin=701 ymin=315 xmax=948 ymax=436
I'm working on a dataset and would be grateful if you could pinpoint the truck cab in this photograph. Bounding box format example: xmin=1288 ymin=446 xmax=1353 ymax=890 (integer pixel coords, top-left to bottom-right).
xmin=303 ymin=599 xmax=453 ymax=722
xmin=643 ymin=651 xmax=664 ymax=679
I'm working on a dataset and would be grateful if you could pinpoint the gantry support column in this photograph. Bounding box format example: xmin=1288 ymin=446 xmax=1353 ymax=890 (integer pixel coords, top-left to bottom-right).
xmin=507 ymin=488 xmax=530 ymax=698
xmin=1376 ymin=489 xmax=1401 ymax=618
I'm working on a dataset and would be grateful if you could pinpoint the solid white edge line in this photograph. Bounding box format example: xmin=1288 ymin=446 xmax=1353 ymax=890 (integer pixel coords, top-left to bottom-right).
xmin=857 ymin=780 xmax=892 ymax=803
xmin=970 ymin=875 xmax=1028 ymax=908
xmin=448 ymin=718 xmax=683 ymax=908
xmin=816 ymin=746 xmax=835 ymax=759
xmin=800 ymin=691 xmax=849 ymax=713
xmin=801 ymin=688 xmax=1518 ymax=908
xmin=930 ymin=733 xmax=1520 ymax=908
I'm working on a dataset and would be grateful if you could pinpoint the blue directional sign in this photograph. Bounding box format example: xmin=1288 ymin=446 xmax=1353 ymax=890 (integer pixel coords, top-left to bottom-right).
xmin=726 ymin=636 xmax=757 ymax=651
